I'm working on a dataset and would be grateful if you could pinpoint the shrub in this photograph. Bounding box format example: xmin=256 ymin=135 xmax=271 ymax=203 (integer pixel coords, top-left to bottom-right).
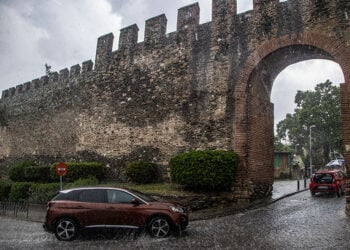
xmin=50 ymin=162 xmax=105 ymax=182
xmin=9 ymin=161 xmax=37 ymax=182
xmin=276 ymin=172 xmax=291 ymax=180
xmin=125 ymin=161 xmax=159 ymax=184
xmin=30 ymin=183 xmax=60 ymax=204
xmin=170 ymin=150 xmax=238 ymax=191
xmin=24 ymin=165 xmax=52 ymax=183
xmin=0 ymin=181 xmax=12 ymax=200
xmin=9 ymin=182 xmax=31 ymax=201
xmin=66 ymin=176 xmax=99 ymax=189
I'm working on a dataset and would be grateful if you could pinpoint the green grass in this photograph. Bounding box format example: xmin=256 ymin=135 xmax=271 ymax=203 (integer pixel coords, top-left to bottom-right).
xmin=98 ymin=182 xmax=196 ymax=196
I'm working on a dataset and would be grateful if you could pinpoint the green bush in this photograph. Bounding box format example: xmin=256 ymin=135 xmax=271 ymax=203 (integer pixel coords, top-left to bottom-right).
xmin=30 ymin=183 xmax=60 ymax=204
xmin=0 ymin=181 xmax=12 ymax=200
xmin=50 ymin=162 xmax=105 ymax=182
xmin=125 ymin=161 xmax=159 ymax=184
xmin=8 ymin=161 xmax=53 ymax=183
xmin=66 ymin=176 xmax=99 ymax=189
xmin=9 ymin=161 xmax=37 ymax=182
xmin=25 ymin=166 xmax=52 ymax=183
xmin=9 ymin=182 xmax=31 ymax=201
xmin=170 ymin=150 xmax=238 ymax=191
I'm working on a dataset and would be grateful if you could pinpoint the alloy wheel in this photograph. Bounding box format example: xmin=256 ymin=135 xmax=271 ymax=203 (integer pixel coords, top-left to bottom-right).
xmin=149 ymin=217 xmax=170 ymax=238
xmin=55 ymin=218 xmax=78 ymax=241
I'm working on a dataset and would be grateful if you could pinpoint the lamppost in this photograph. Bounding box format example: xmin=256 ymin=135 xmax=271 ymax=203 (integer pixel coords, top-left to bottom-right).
xmin=294 ymin=143 xmax=300 ymax=189
xmin=309 ymin=125 xmax=316 ymax=178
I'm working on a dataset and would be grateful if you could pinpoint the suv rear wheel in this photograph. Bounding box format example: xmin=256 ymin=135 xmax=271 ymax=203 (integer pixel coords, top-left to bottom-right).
xmin=55 ymin=218 xmax=79 ymax=241
xmin=148 ymin=216 xmax=171 ymax=238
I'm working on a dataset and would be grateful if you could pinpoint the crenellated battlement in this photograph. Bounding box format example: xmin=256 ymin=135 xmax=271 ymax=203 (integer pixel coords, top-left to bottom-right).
xmin=177 ymin=3 xmax=200 ymax=31
xmin=1 ymin=0 xmax=348 ymax=101
xmin=144 ymin=14 xmax=167 ymax=45
xmin=1 ymin=59 xmax=94 ymax=99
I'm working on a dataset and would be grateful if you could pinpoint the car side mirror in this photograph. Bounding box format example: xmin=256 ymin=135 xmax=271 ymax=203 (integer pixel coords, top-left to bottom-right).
xmin=131 ymin=198 xmax=141 ymax=206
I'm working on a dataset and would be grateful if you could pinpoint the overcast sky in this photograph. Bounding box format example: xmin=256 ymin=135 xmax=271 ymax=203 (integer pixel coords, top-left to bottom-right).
xmin=0 ymin=0 xmax=345 ymax=130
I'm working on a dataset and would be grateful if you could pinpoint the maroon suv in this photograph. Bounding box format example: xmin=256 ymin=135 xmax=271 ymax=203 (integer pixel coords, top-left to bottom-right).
xmin=43 ymin=187 xmax=188 ymax=241
xmin=309 ymin=169 xmax=348 ymax=197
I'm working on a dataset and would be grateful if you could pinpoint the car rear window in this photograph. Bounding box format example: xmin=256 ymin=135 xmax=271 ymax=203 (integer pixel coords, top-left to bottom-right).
xmin=314 ymin=173 xmax=333 ymax=184
xmin=52 ymin=189 xmax=106 ymax=203
xmin=52 ymin=190 xmax=80 ymax=201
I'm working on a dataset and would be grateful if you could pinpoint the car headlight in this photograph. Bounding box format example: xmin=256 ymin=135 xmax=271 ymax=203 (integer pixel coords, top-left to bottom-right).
xmin=170 ymin=206 xmax=184 ymax=213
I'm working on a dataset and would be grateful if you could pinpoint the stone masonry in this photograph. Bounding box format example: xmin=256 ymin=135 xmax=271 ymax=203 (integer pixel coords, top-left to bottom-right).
xmin=1 ymin=0 xmax=350 ymax=206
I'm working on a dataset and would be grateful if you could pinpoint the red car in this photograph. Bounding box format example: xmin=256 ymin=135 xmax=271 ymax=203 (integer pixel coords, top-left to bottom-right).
xmin=43 ymin=187 xmax=188 ymax=241
xmin=309 ymin=169 xmax=348 ymax=197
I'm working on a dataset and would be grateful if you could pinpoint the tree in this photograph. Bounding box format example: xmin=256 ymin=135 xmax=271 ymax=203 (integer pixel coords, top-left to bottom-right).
xmin=274 ymin=136 xmax=292 ymax=152
xmin=276 ymin=80 xmax=342 ymax=167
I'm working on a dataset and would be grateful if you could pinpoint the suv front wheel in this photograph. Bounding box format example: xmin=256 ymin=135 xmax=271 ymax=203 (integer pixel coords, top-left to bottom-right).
xmin=55 ymin=218 xmax=79 ymax=241
xmin=148 ymin=216 xmax=171 ymax=238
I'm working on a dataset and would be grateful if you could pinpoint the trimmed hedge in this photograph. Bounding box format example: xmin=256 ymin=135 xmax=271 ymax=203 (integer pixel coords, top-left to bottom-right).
xmin=9 ymin=161 xmax=37 ymax=182
xmin=25 ymin=166 xmax=51 ymax=183
xmin=170 ymin=150 xmax=238 ymax=191
xmin=9 ymin=161 xmax=105 ymax=183
xmin=29 ymin=183 xmax=60 ymax=204
xmin=0 ymin=182 xmax=60 ymax=203
xmin=0 ymin=181 xmax=11 ymax=200
xmin=9 ymin=161 xmax=53 ymax=183
xmin=125 ymin=161 xmax=158 ymax=184
xmin=8 ymin=182 xmax=32 ymax=201
xmin=50 ymin=162 xmax=105 ymax=182
xmin=65 ymin=176 xmax=99 ymax=189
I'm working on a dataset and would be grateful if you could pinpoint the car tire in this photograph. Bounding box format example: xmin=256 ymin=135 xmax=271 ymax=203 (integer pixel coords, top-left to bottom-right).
xmin=148 ymin=216 xmax=171 ymax=238
xmin=54 ymin=218 xmax=79 ymax=241
xmin=311 ymin=191 xmax=315 ymax=196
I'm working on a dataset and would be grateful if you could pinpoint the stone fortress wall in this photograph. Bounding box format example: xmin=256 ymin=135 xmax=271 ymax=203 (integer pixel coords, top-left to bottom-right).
xmin=1 ymin=0 xmax=350 ymax=202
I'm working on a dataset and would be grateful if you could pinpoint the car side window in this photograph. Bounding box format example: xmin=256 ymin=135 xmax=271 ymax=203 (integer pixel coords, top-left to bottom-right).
xmin=78 ymin=189 xmax=105 ymax=203
xmin=107 ymin=190 xmax=135 ymax=204
xmin=53 ymin=190 xmax=80 ymax=201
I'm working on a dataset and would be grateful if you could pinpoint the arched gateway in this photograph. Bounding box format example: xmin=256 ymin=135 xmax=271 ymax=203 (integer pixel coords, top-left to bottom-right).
xmin=0 ymin=0 xmax=350 ymax=211
xmin=234 ymin=32 xmax=349 ymax=202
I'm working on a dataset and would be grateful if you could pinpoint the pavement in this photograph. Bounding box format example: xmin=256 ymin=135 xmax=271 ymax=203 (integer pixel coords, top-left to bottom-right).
xmin=1 ymin=179 xmax=310 ymax=223
xmin=189 ymin=179 xmax=310 ymax=220
xmin=271 ymin=178 xmax=310 ymax=201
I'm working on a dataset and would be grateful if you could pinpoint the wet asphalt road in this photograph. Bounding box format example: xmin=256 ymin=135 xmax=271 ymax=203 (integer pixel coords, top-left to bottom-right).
xmin=1 ymin=191 xmax=349 ymax=249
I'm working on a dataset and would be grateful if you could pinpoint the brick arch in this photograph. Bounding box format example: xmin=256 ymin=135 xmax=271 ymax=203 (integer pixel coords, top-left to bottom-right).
xmin=233 ymin=32 xmax=349 ymax=198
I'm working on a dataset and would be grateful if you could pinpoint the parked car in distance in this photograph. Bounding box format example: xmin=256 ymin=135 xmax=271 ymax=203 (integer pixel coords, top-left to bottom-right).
xmin=309 ymin=169 xmax=348 ymax=197
xmin=43 ymin=187 xmax=188 ymax=241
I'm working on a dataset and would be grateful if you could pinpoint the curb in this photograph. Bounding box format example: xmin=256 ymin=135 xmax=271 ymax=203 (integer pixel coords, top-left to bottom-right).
xmin=270 ymin=188 xmax=309 ymax=204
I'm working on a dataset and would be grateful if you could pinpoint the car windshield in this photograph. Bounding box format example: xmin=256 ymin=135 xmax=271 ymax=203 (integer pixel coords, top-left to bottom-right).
xmin=128 ymin=189 xmax=157 ymax=202
xmin=314 ymin=173 xmax=333 ymax=184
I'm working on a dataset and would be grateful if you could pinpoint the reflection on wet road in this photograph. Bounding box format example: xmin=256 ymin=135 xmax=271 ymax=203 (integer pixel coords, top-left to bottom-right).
xmin=1 ymin=191 xmax=349 ymax=249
